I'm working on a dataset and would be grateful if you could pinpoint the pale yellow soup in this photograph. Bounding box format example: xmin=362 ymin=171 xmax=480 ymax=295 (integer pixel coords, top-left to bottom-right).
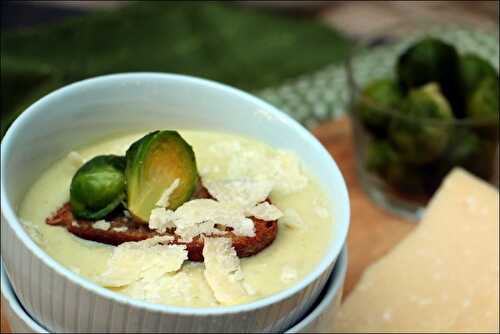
xmin=19 ymin=130 xmax=334 ymax=307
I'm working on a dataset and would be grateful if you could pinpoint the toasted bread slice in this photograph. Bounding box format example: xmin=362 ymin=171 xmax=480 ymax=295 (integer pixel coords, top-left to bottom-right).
xmin=46 ymin=186 xmax=278 ymax=261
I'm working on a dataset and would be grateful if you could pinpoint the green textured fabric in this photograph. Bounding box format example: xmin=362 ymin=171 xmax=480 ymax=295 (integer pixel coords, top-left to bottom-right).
xmin=260 ymin=26 xmax=499 ymax=128
xmin=0 ymin=2 xmax=351 ymax=136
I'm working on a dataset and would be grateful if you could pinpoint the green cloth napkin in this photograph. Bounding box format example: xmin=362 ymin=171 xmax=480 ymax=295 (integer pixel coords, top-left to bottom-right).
xmin=1 ymin=2 xmax=351 ymax=137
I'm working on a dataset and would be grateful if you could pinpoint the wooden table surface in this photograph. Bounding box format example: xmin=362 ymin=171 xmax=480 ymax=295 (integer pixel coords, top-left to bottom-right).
xmin=0 ymin=117 xmax=416 ymax=332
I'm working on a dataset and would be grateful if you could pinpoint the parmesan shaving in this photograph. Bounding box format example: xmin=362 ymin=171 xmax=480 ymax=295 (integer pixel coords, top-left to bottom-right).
xmin=204 ymin=179 xmax=274 ymax=210
xmin=149 ymin=178 xmax=282 ymax=241
xmin=246 ymin=201 xmax=283 ymax=221
xmin=279 ymin=208 xmax=306 ymax=229
xmin=67 ymin=151 xmax=86 ymax=167
xmin=281 ymin=266 xmax=298 ymax=283
xmin=97 ymin=236 xmax=186 ymax=287
xmin=112 ymin=226 xmax=128 ymax=232
xmin=203 ymin=237 xmax=247 ymax=305
xmin=155 ymin=178 xmax=180 ymax=208
xmin=151 ymin=199 xmax=251 ymax=242
xmin=92 ymin=220 xmax=111 ymax=231
xmin=123 ymin=272 xmax=193 ymax=304
xmin=149 ymin=207 xmax=176 ymax=233
xmin=21 ymin=219 xmax=45 ymax=245
xmin=207 ymin=139 xmax=309 ymax=195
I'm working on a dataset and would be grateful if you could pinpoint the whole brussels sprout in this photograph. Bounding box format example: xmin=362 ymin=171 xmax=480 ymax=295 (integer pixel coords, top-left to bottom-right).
xmin=365 ymin=140 xmax=426 ymax=196
xmin=430 ymin=129 xmax=481 ymax=187
xmin=463 ymin=138 xmax=498 ymax=181
xmin=389 ymin=83 xmax=454 ymax=164
xmin=365 ymin=140 xmax=399 ymax=173
xmin=460 ymin=53 xmax=498 ymax=97
xmin=70 ymin=155 xmax=126 ymax=220
xmin=397 ymin=37 xmax=464 ymax=116
xmin=467 ymin=76 xmax=499 ymax=121
xmin=355 ymin=78 xmax=402 ymax=136
xmin=126 ymin=130 xmax=198 ymax=222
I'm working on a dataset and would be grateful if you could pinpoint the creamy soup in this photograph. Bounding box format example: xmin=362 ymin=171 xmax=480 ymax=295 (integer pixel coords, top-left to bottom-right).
xmin=19 ymin=131 xmax=334 ymax=307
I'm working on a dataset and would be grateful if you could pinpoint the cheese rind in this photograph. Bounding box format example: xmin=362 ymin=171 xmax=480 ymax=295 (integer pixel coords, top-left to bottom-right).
xmin=332 ymin=169 xmax=500 ymax=332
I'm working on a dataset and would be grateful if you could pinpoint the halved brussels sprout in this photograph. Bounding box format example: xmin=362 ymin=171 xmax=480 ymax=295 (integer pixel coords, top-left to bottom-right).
xmin=355 ymin=78 xmax=402 ymax=136
xmin=125 ymin=130 xmax=198 ymax=222
xmin=70 ymin=155 xmax=126 ymax=220
xmin=396 ymin=37 xmax=463 ymax=116
xmin=460 ymin=53 xmax=498 ymax=97
xmin=389 ymin=83 xmax=453 ymax=164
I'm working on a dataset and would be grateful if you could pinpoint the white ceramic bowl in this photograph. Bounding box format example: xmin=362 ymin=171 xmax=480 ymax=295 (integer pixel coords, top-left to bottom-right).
xmin=286 ymin=247 xmax=347 ymax=333
xmin=1 ymin=73 xmax=350 ymax=333
xmin=0 ymin=247 xmax=347 ymax=334
xmin=1 ymin=261 xmax=49 ymax=333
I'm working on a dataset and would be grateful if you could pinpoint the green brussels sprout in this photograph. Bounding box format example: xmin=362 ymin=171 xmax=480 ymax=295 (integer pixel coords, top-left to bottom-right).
xmin=396 ymin=37 xmax=464 ymax=116
xmin=467 ymin=76 xmax=499 ymax=121
xmin=365 ymin=140 xmax=399 ymax=173
xmin=70 ymin=155 xmax=126 ymax=220
xmin=389 ymin=83 xmax=454 ymax=164
xmin=355 ymin=78 xmax=402 ymax=135
xmin=126 ymin=130 xmax=198 ymax=222
xmin=430 ymin=129 xmax=481 ymax=188
xmin=463 ymin=138 xmax=498 ymax=181
xmin=364 ymin=140 xmax=426 ymax=196
xmin=460 ymin=53 xmax=498 ymax=97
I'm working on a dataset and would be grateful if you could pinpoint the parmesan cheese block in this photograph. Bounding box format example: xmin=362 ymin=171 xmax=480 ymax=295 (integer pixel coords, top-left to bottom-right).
xmin=331 ymin=168 xmax=499 ymax=332
xmin=203 ymin=237 xmax=247 ymax=305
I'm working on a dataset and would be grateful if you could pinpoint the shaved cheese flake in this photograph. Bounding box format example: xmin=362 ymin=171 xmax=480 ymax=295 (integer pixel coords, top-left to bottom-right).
xmin=281 ymin=266 xmax=298 ymax=283
xmin=279 ymin=208 xmax=306 ymax=229
xmin=203 ymin=237 xmax=247 ymax=305
xmin=246 ymin=202 xmax=283 ymax=221
xmin=122 ymin=272 xmax=193 ymax=304
xmin=21 ymin=219 xmax=45 ymax=245
xmin=97 ymin=236 xmax=186 ymax=287
xmin=155 ymin=178 xmax=180 ymax=208
xmin=149 ymin=207 xmax=176 ymax=233
xmin=225 ymin=147 xmax=308 ymax=195
xmin=204 ymin=179 xmax=274 ymax=210
xmin=149 ymin=199 xmax=254 ymax=242
xmin=93 ymin=220 xmax=111 ymax=231
xmin=67 ymin=151 xmax=86 ymax=167
xmin=149 ymin=177 xmax=284 ymax=241
xmin=112 ymin=226 xmax=128 ymax=232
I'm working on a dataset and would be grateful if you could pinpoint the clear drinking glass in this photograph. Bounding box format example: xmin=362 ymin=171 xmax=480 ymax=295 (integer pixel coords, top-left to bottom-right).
xmin=346 ymin=26 xmax=499 ymax=220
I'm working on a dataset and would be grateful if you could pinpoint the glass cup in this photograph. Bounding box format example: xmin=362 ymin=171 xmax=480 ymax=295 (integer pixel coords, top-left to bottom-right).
xmin=346 ymin=28 xmax=499 ymax=221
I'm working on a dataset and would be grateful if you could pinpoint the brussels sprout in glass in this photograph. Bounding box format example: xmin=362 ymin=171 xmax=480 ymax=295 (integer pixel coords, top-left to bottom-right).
xmin=365 ymin=140 xmax=426 ymax=196
xmin=397 ymin=37 xmax=463 ymax=116
xmin=70 ymin=155 xmax=126 ymax=220
xmin=126 ymin=130 xmax=198 ymax=222
xmin=389 ymin=83 xmax=453 ymax=164
xmin=355 ymin=78 xmax=402 ymax=136
xmin=460 ymin=53 xmax=498 ymax=97
xmin=467 ymin=76 xmax=499 ymax=122
xmin=348 ymin=33 xmax=500 ymax=220
xmin=365 ymin=140 xmax=398 ymax=173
